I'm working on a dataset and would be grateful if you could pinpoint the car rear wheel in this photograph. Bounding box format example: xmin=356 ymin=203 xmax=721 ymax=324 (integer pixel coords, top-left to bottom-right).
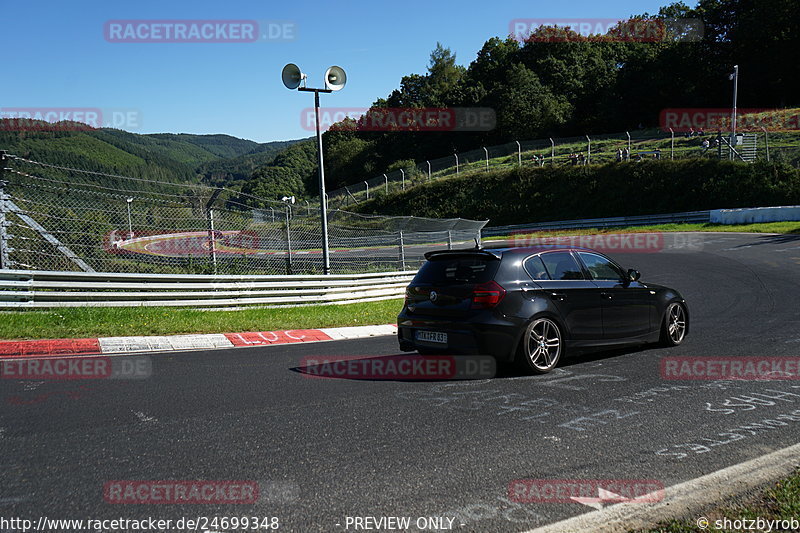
xmin=660 ymin=302 xmax=687 ymax=346
xmin=516 ymin=317 xmax=563 ymax=374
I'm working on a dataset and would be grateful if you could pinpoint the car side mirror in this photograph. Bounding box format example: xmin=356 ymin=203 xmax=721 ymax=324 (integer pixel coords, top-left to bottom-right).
xmin=627 ymin=269 xmax=641 ymax=282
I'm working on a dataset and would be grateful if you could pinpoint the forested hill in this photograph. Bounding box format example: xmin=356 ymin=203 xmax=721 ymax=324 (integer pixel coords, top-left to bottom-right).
xmin=0 ymin=122 xmax=305 ymax=188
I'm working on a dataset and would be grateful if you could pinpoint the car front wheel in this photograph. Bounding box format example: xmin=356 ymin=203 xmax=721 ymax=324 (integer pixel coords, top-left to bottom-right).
xmin=516 ymin=317 xmax=563 ymax=374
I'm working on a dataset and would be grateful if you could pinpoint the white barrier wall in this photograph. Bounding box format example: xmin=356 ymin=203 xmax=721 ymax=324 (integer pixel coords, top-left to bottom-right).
xmin=710 ymin=205 xmax=800 ymax=225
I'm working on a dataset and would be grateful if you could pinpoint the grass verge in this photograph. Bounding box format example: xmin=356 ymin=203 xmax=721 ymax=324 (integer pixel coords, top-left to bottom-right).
xmin=0 ymin=299 xmax=404 ymax=341
xmin=640 ymin=468 xmax=800 ymax=532
xmin=484 ymin=221 xmax=800 ymax=240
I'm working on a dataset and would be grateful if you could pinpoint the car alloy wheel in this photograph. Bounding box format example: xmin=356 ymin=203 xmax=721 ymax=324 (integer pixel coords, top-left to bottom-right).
xmin=520 ymin=317 xmax=562 ymax=374
xmin=661 ymin=302 xmax=687 ymax=346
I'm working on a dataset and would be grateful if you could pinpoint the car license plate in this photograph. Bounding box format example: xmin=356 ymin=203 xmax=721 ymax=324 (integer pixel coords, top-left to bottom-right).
xmin=416 ymin=331 xmax=447 ymax=344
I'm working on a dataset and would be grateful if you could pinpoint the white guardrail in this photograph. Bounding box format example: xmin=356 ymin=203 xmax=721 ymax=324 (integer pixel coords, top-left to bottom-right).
xmin=0 ymin=270 xmax=418 ymax=308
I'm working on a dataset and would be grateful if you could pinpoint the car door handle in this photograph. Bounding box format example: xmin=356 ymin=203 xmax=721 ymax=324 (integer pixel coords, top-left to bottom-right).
xmin=600 ymin=292 xmax=613 ymax=300
xmin=522 ymin=287 xmax=537 ymax=292
xmin=551 ymin=292 xmax=567 ymax=301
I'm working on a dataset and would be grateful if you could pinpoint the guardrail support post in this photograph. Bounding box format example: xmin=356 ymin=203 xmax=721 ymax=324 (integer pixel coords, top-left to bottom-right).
xmin=0 ymin=151 xmax=9 ymax=270
xmin=398 ymin=230 xmax=405 ymax=270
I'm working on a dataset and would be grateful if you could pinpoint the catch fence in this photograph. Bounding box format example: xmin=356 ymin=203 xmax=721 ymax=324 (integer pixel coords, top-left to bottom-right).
xmin=0 ymin=152 xmax=485 ymax=275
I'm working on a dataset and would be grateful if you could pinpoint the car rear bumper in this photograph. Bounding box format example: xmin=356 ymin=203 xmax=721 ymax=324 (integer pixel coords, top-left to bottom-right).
xmin=397 ymin=309 xmax=523 ymax=362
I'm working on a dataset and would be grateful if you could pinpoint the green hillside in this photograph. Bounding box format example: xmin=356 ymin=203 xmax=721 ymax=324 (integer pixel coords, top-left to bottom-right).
xmin=0 ymin=120 xmax=305 ymax=189
xmin=353 ymin=160 xmax=800 ymax=226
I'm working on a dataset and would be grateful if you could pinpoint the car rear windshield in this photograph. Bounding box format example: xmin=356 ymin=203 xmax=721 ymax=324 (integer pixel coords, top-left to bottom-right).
xmin=414 ymin=254 xmax=500 ymax=284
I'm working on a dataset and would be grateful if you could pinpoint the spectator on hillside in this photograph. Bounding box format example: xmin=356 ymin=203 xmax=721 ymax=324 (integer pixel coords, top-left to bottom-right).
xmin=616 ymin=148 xmax=623 ymax=162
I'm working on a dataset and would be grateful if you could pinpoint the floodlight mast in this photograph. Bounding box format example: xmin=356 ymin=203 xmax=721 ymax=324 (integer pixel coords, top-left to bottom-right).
xmin=283 ymin=63 xmax=345 ymax=275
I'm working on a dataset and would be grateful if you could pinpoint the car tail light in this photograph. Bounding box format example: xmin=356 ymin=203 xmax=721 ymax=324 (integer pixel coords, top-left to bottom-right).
xmin=471 ymin=280 xmax=506 ymax=309
xmin=404 ymin=287 xmax=413 ymax=306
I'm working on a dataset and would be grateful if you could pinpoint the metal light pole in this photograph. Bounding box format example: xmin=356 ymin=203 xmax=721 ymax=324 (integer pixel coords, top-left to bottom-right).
xmin=283 ymin=63 xmax=346 ymax=275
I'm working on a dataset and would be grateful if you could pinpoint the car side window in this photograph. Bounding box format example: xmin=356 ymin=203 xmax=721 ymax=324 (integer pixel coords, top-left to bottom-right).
xmin=540 ymin=252 xmax=585 ymax=280
xmin=577 ymin=252 xmax=625 ymax=281
xmin=524 ymin=255 xmax=550 ymax=280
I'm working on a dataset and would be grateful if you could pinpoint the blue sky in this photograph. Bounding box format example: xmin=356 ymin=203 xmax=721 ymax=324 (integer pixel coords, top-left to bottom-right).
xmin=2 ymin=0 xmax=674 ymax=143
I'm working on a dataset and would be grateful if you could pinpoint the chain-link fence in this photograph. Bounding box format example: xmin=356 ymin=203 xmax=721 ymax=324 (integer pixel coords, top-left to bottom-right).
xmin=0 ymin=153 xmax=486 ymax=275
xmin=327 ymin=129 xmax=800 ymax=208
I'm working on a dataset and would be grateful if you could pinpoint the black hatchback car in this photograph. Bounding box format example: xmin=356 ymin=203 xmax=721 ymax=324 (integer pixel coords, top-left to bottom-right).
xmin=397 ymin=246 xmax=688 ymax=374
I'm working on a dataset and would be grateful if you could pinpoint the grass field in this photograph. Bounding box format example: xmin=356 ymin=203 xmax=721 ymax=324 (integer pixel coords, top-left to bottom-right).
xmin=0 ymin=298 xmax=404 ymax=340
xmin=642 ymin=469 xmax=800 ymax=532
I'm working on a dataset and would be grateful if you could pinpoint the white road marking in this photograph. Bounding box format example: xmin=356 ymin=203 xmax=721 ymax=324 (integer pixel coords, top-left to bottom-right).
xmin=133 ymin=410 xmax=156 ymax=424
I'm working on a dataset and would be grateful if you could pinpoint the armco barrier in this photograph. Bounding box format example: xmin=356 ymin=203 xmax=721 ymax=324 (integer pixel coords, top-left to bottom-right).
xmin=710 ymin=205 xmax=800 ymax=224
xmin=482 ymin=210 xmax=711 ymax=236
xmin=0 ymin=269 xmax=417 ymax=308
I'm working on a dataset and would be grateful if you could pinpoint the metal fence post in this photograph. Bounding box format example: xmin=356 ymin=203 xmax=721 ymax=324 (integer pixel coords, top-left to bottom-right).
xmin=626 ymin=131 xmax=631 ymax=159
xmin=401 ymin=169 xmax=405 ymax=190
xmin=364 ymin=181 xmax=369 ymax=200
xmin=284 ymin=203 xmax=292 ymax=275
xmin=762 ymin=127 xmax=770 ymax=162
xmin=454 ymin=154 xmax=459 ymax=175
xmin=549 ymin=138 xmax=555 ymax=164
xmin=483 ymin=147 xmax=489 ymax=171
xmin=205 ymin=188 xmax=223 ymax=275
xmin=0 ymin=151 xmax=9 ymax=270
xmin=669 ymin=128 xmax=674 ymax=159
xmin=398 ymin=230 xmax=405 ymax=270
xmin=447 ymin=230 xmax=453 ymax=250
xmin=427 ymin=160 xmax=431 ymax=180
xmin=384 ymin=173 xmax=388 ymax=194
xmin=586 ymin=135 xmax=591 ymax=165
xmin=515 ymin=141 xmax=521 ymax=167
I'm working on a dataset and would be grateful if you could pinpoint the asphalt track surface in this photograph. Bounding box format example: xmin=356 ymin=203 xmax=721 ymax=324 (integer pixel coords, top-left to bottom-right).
xmin=1 ymin=232 xmax=799 ymax=532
